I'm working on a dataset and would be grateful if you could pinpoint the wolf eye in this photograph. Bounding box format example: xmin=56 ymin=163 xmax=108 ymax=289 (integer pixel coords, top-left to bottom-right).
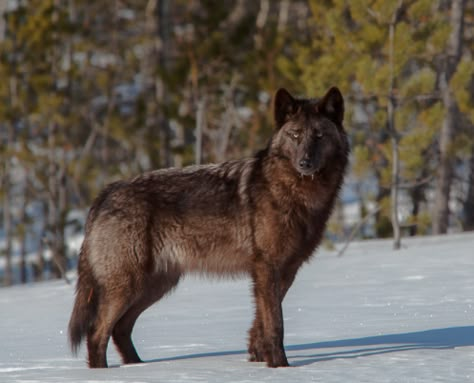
xmin=289 ymin=132 xmax=300 ymax=139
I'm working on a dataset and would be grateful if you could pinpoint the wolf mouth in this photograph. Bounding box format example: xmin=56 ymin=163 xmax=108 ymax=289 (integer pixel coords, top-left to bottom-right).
xmin=299 ymin=171 xmax=318 ymax=180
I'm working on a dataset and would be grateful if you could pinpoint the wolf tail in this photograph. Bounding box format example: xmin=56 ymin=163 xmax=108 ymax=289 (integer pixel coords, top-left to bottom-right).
xmin=68 ymin=242 xmax=98 ymax=355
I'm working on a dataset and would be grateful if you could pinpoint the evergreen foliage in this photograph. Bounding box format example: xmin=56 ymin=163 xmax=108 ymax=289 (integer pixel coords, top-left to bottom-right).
xmin=0 ymin=0 xmax=472 ymax=284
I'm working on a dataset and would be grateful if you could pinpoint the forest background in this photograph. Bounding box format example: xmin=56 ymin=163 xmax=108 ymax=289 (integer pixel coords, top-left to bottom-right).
xmin=0 ymin=0 xmax=473 ymax=286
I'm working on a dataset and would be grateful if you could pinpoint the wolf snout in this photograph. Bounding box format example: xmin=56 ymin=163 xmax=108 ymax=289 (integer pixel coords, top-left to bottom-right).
xmin=299 ymin=158 xmax=312 ymax=170
xmin=298 ymin=158 xmax=319 ymax=175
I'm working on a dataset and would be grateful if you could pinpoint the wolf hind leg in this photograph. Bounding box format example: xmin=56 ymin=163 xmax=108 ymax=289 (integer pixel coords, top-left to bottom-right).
xmin=112 ymin=272 xmax=181 ymax=364
xmin=86 ymin=293 xmax=131 ymax=368
xmin=111 ymin=304 xmax=143 ymax=364
xmin=248 ymin=310 xmax=265 ymax=362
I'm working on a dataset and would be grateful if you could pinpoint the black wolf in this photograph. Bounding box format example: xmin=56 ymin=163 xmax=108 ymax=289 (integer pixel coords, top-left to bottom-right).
xmin=68 ymin=87 xmax=349 ymax=368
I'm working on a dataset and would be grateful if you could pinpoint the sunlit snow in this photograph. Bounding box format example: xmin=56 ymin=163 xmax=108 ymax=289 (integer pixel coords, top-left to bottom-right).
xmin=1 ymin=233 xmax=474 ymax=382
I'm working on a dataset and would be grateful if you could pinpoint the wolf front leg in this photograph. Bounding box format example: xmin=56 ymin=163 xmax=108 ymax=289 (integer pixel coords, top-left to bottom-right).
xmin=248 ymin=260 xmax=300 ymax=363
xmin=251 ymin=262 xmax=289 ymax=368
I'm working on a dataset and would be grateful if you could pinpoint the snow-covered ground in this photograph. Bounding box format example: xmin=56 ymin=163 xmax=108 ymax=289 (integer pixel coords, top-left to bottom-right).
xmin=1 ymin=233 xmax=474 ymax=382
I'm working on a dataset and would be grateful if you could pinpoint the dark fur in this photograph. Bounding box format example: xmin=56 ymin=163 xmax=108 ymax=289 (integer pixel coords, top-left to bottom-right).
xmin=68 ymin=87 xmax=349 ymax=368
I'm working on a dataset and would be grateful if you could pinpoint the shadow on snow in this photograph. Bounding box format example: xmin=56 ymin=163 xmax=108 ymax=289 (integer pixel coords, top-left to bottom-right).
xmin=145 ymin=326 xmax=474 ymax=367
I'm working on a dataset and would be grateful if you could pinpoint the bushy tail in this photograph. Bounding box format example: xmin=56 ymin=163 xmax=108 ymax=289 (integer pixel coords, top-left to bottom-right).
xmin=68 ymin=244 xmax=98 ymax=355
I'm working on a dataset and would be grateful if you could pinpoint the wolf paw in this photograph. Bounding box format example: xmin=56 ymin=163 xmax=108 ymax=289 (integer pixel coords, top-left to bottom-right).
xmin=265 ymin=348 xmax=290 ymax=368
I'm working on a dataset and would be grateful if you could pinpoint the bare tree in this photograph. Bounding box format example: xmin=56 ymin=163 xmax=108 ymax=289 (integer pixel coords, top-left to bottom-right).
xmin=156 ymin=0 xmax=173 ymax=168
xmin=18 ymin=171 xmax=29 ymax=283
xmin=145 ymin=0 xmax=168 ymax=169
xmin=47 ymin=122 xmax=67 ymax=280
xmin=388 ymin=0 xmax=404 ymax=250
xmin=195 ymin=97 xmax=206 ymax=165
xmin=1 ymin=127 xmax=13 ymax=286
xmin=433 ymin=0 xmax=466 ymax=234
xmin=463 ymin=144 xmax=474 ymax=230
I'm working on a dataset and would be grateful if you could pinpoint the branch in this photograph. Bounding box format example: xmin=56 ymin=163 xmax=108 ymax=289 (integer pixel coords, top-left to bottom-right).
xmin=346 ymin=92 xmax=440 ymax=105
xmin=73 ymin=114 xmax=99 ymax=182
xmin=399 ymin=93 xmax=441 ymax=105
xmin=398 ymin=174 xmax=434 ymax=189
xmin=379 ymin=174 xmax=434 ymax=190
xmin=337 ymin=206 xmax=382 ymax=257
xmin=42 ymin=237 xmax=71 ymax=285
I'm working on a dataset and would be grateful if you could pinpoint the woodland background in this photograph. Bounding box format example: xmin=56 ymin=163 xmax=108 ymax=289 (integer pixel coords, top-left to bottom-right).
xmin=0 ymin=0 xmax=473 ymax=286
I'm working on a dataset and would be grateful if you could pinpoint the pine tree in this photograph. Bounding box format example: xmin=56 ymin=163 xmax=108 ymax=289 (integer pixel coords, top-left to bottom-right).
xmin=433 ymin=0 xmax=467 ymax=234
xmin=290 ymin=0 xmax=456 ymax=244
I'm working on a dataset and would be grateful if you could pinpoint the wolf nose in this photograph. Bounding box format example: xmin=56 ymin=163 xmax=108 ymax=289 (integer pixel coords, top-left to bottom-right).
xmin=299 ymin=159 xmax=312 ymax=169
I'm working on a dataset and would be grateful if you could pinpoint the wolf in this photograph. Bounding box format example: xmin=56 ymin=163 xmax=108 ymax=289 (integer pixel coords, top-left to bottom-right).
xmin=68 ymin=86 xmax=349 ymax=368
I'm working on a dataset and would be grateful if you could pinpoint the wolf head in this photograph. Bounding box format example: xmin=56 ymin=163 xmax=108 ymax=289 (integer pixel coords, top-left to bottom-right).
xmin=271 ymin=87 xmax=347 ymax=178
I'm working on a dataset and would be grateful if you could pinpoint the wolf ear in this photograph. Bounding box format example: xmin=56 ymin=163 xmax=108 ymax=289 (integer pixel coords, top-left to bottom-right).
xmin=317 ymin=87 xmax=344 ymax=125
xmin=274 ymin=88 xmax=297 ymax=128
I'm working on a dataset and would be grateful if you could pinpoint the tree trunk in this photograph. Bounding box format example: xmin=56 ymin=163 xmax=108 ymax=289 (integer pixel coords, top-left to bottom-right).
xmin=48 ymin=122 xmax=67 ymax=280
xmin=0 ymin=1 xmax=7 ymax=40
xmin=144 ymin=0 xmax=161 ymax=170
xmin=388 ymin=1 xmax=403 ymax=250
xmin=463 ymin=145 xmax=474 ymax=230
xmin=278 ymin=0 xmax=290 ymax=32
xmin=157 ymin=0 xmax=173 ymax=168
xmin=2 ymin=130 xmax=13 ymax=286
xmin=34 ymin=202 xmax=48 ymax=282
xmin=214 ymin=78 xmax=241 ymax=162
xmin=19 ymin=171 xmax=29 ymax=284
xmin=58 ymin=150 xmax=68 ymax=275
xmin=374 ymin=176 xmax=392 ymax=238
xmin=2 ymin=69 xmax=19 ymax=286
xmin=409 ymin=184 xmax=423 ymax=236
xmin=433 ymin=0 xmax=466 ymax=234
xmin=195 ymin=97 xmax=206 ymax=165
xmin=389 ymin=113 xmax=401 ymax=250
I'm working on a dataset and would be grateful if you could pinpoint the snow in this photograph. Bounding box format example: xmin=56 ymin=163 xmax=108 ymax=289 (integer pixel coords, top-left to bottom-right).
xmin=1 ymin=232 xmax=474 ymax=382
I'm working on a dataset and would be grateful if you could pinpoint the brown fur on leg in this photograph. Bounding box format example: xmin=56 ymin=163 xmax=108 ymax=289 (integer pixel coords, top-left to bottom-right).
xmin=112 ymin=310 xmax=142 ymax=365
xmin=86 ymin=290 xmax=132 ymax=368
xmin=252 ymin=263 xmax=289 ymax=368
xmin=248 ymin=314 xmax=265 ymax=362
xmin=112 ymin=274 xmax=181 ymax=364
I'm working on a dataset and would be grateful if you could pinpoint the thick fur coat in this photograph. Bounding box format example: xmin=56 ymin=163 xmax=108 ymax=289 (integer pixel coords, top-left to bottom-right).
xmin=68 ymin=87 xmax=350 ymax=368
